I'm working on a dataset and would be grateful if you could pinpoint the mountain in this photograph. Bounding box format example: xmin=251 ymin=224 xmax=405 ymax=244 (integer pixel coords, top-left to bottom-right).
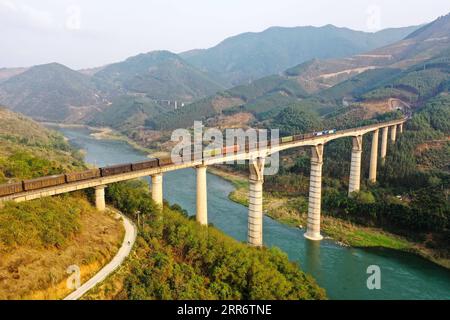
xmin=0 ymin=63 xmax=111 ymax=122
xmin=284 ymin=13 xmax=450 ymax=93
xmin=149 ymin=14 xmax=450 ymax=131
xmin=88 ymin=94 xmax=174 ymax=131
xmin=0 ymin=67 xmax=28 ymax=83
xmin=181 ymin=24 xmax=420 ymax=86
xmin=94 ymin=50 xmax=225 ymax=103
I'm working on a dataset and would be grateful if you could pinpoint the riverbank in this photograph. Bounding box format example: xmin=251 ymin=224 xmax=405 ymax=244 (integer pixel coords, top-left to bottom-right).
xmin=56 ymin=125 xmax=450 ymax=299
xmin=208 ymin=166 xmax=450 ymax=270
xmin=41 ymin=122 xmax=158 ymax=156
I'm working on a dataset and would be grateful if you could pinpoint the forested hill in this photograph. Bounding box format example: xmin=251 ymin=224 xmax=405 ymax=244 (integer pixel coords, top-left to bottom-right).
xmin=0 ymin=107 xmax=327 ymax=300
xmin=94 ymin=50 xmax=225 ymax=102
xmin=181 ymin=24 xmax=419 ymax=86
xmin=147 ymin=14 xmax=450 ymax=132
xmin=0 ymin=63 xmax=110 ymax=123
xmin=0 ymin=107 xmax=124 ymax=299
xmin=0 ymin=106 xmax=85 ymax=182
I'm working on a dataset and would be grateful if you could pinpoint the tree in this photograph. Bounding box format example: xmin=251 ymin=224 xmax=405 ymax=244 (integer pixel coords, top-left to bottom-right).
xmin=272 ymin=106 xmax=320 ymax=135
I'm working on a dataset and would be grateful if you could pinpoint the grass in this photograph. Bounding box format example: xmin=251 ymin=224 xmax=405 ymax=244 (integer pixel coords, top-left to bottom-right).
xmin=0 ymin=195 xmax=124 ymax=300
xmin=209 ymin=167 xmax=450 ymax=268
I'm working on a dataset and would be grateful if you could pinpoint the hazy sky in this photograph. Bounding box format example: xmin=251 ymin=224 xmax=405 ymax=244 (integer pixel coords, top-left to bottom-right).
xmin=1 ymin=0 xmax=449 ymax=69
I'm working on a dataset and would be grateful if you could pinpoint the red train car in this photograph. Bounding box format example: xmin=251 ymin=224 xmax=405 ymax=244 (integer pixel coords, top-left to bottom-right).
xmin=222 ymin=145 xmax=240 ymax=155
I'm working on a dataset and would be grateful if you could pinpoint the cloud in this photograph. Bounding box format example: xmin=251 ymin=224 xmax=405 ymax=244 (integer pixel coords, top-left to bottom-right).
xmin=0 ymin=0 xmax=54 ymax=29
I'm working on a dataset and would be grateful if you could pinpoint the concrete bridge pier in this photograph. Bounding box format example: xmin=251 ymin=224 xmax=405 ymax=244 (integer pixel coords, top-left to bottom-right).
xmin=304 ymin=144 xmax=324 ymax=241
xmin=369 ymin=129 xmax=379 ymax=183
xmin=95 ymin=185 xmax=106 ymax=212
xmin=390 ymin=124 xmax=397 ymax=143
xmin=151 ymin=173 xmax=163 ymax=209
xmin=381 ymin=126 xmax=389 ymax=165
xmin=349 ymin=135 xmax=363 ymax=196
xmin=196 ymin=165 xmax=208 ymax=226
xmin=248 ymin=157 xmax=265 ymax=247
xmin=398 ymin=123 xmax=403 ymax=134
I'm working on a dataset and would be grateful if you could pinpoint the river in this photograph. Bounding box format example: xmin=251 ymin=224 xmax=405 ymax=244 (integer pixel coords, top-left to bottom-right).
xmin=56 ymin=126 xmax=450 ymax=300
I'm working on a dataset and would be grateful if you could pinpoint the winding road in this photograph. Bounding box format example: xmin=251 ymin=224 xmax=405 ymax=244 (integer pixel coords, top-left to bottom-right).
xmin=64 ymin=208 xmax=137 ymax=300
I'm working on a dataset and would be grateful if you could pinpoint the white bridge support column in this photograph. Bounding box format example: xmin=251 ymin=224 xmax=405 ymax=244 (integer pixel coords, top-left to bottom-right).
xmin=369 ymin=129 xmax=379 ymax=183
xmin=381 ymin=126 xmax=389 ymax=165
xmin=196 ymin=165 xmax=208 ymax=226
xmin=151 ymin=173 xmax=163 ymax=209
xmin=95 ymin=185 xmax=106 ymax=212
xmin=390 ymin=125 xmax=397 ymax=143
xmin=398 ymin=123 xmax=403 ymax=134
xmin=305 ymin=144 xmax=324 ymax=241
xmin=349 ymin=135 xmax=363 ymax=196
xmin=248 ymin=157 xmax=265 ymax=247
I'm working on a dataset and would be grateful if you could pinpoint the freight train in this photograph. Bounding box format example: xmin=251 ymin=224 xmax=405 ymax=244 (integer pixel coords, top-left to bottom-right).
xmin=0 ymin=157 xmax=174 ymax=197
xmin=0 ymin=129 xmax=339 ymax=197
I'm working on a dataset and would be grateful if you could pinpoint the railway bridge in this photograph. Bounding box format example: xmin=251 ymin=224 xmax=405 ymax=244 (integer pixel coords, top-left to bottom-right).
xmin=0 ymin=118 xmax=406 ymax=246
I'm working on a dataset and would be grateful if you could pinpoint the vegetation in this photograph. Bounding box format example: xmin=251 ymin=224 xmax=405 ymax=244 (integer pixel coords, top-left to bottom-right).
xmin=94 ymin=51 xmax=224 ymax=101
xmin=182 ymin=24 xmax=418 ymax=86
xmin=208 ymin=88 xmax=450 ymax=268
xmin=0 ymin=107 xmax=84 ymax=183
xmin=0 ymin=63 xmax=108 ymax=121
xmin=271 ymin=106 xmax=321 ymax=135
xmin=0 ymin=108 xmax=123 ymax=299
xmin=86 ymin=180 xmax=326 ymax=300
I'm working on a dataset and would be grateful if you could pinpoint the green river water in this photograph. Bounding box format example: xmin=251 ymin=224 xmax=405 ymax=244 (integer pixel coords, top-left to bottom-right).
xmin=57 ymin=127 xmax=450 ymax=300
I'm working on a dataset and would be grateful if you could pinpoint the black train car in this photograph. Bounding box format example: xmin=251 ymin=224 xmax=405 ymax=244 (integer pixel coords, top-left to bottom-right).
xmin=0 ymin=182 xmax=24 ymax=197
xmin=23 ymin=175 xmax=66 ymax=191
xmin=65 ymin=168 xmax=101 ymax=183
xmin=158 ymin=157 xmax=173 ymax=167
xmin=131 ymin=159 xmax=159 ymax=171
xmin=100 ymin=164 xmax=132 ymax=177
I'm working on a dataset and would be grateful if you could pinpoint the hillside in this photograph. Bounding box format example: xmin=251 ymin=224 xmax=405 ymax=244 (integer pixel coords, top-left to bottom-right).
xmin=84 ymin=180 xmax=326 ymax=300
xmin=88 ymin=95 xmax=172 ymax=131
xmin=0 ymin=67 xmax=27 ymax=83
xmin=94 ymin=50 xmax=225 ymax=102
xmin=284 ymin=13 xmax=450 ymax=93
xmin=181 ymin=24 xmax=419 ymax=86
xmin=0 ymin=106 xmax=85 ymax=181
xmin=0 ymin=63 xmax=111 ymax=122
xmin=0 ymin=107 xmax=123 ymax=299
xmin=148 ymin=14 xmax=450 ymax=132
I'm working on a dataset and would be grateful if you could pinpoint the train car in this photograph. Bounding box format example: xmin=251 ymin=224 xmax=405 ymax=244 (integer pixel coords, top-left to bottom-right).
xmin=222 ymin=145 xmax=240 ymax=155
xmin=100 ymin=164 xmax=132 ymax=177
xmin=0 ymin=181 xmax=24 ymax=197
xmin=313 ymin=131 xmax=324 ymax=137
xmin=65 ymin=168 xmax=101 ymax=183
xmin=281 ymin=136 xmax=294 ymax=143
xmin=158 ymin=157 xmax=173 ymax=167
xmin=131 ymin=159 xmax=159 ymax=171
xmin=23 ymin=175 xmax=66 ymax=191
xmin=327 ymin=129 xmax=336 ymax=134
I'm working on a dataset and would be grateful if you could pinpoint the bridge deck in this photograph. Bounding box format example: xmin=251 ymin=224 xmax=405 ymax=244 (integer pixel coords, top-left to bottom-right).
xmin=0 ymin=118 xmax=406 ymax=202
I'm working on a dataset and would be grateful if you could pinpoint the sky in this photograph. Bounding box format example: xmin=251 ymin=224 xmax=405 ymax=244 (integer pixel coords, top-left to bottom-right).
xmin=1 ymin=0 xmax=450 ymax=69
